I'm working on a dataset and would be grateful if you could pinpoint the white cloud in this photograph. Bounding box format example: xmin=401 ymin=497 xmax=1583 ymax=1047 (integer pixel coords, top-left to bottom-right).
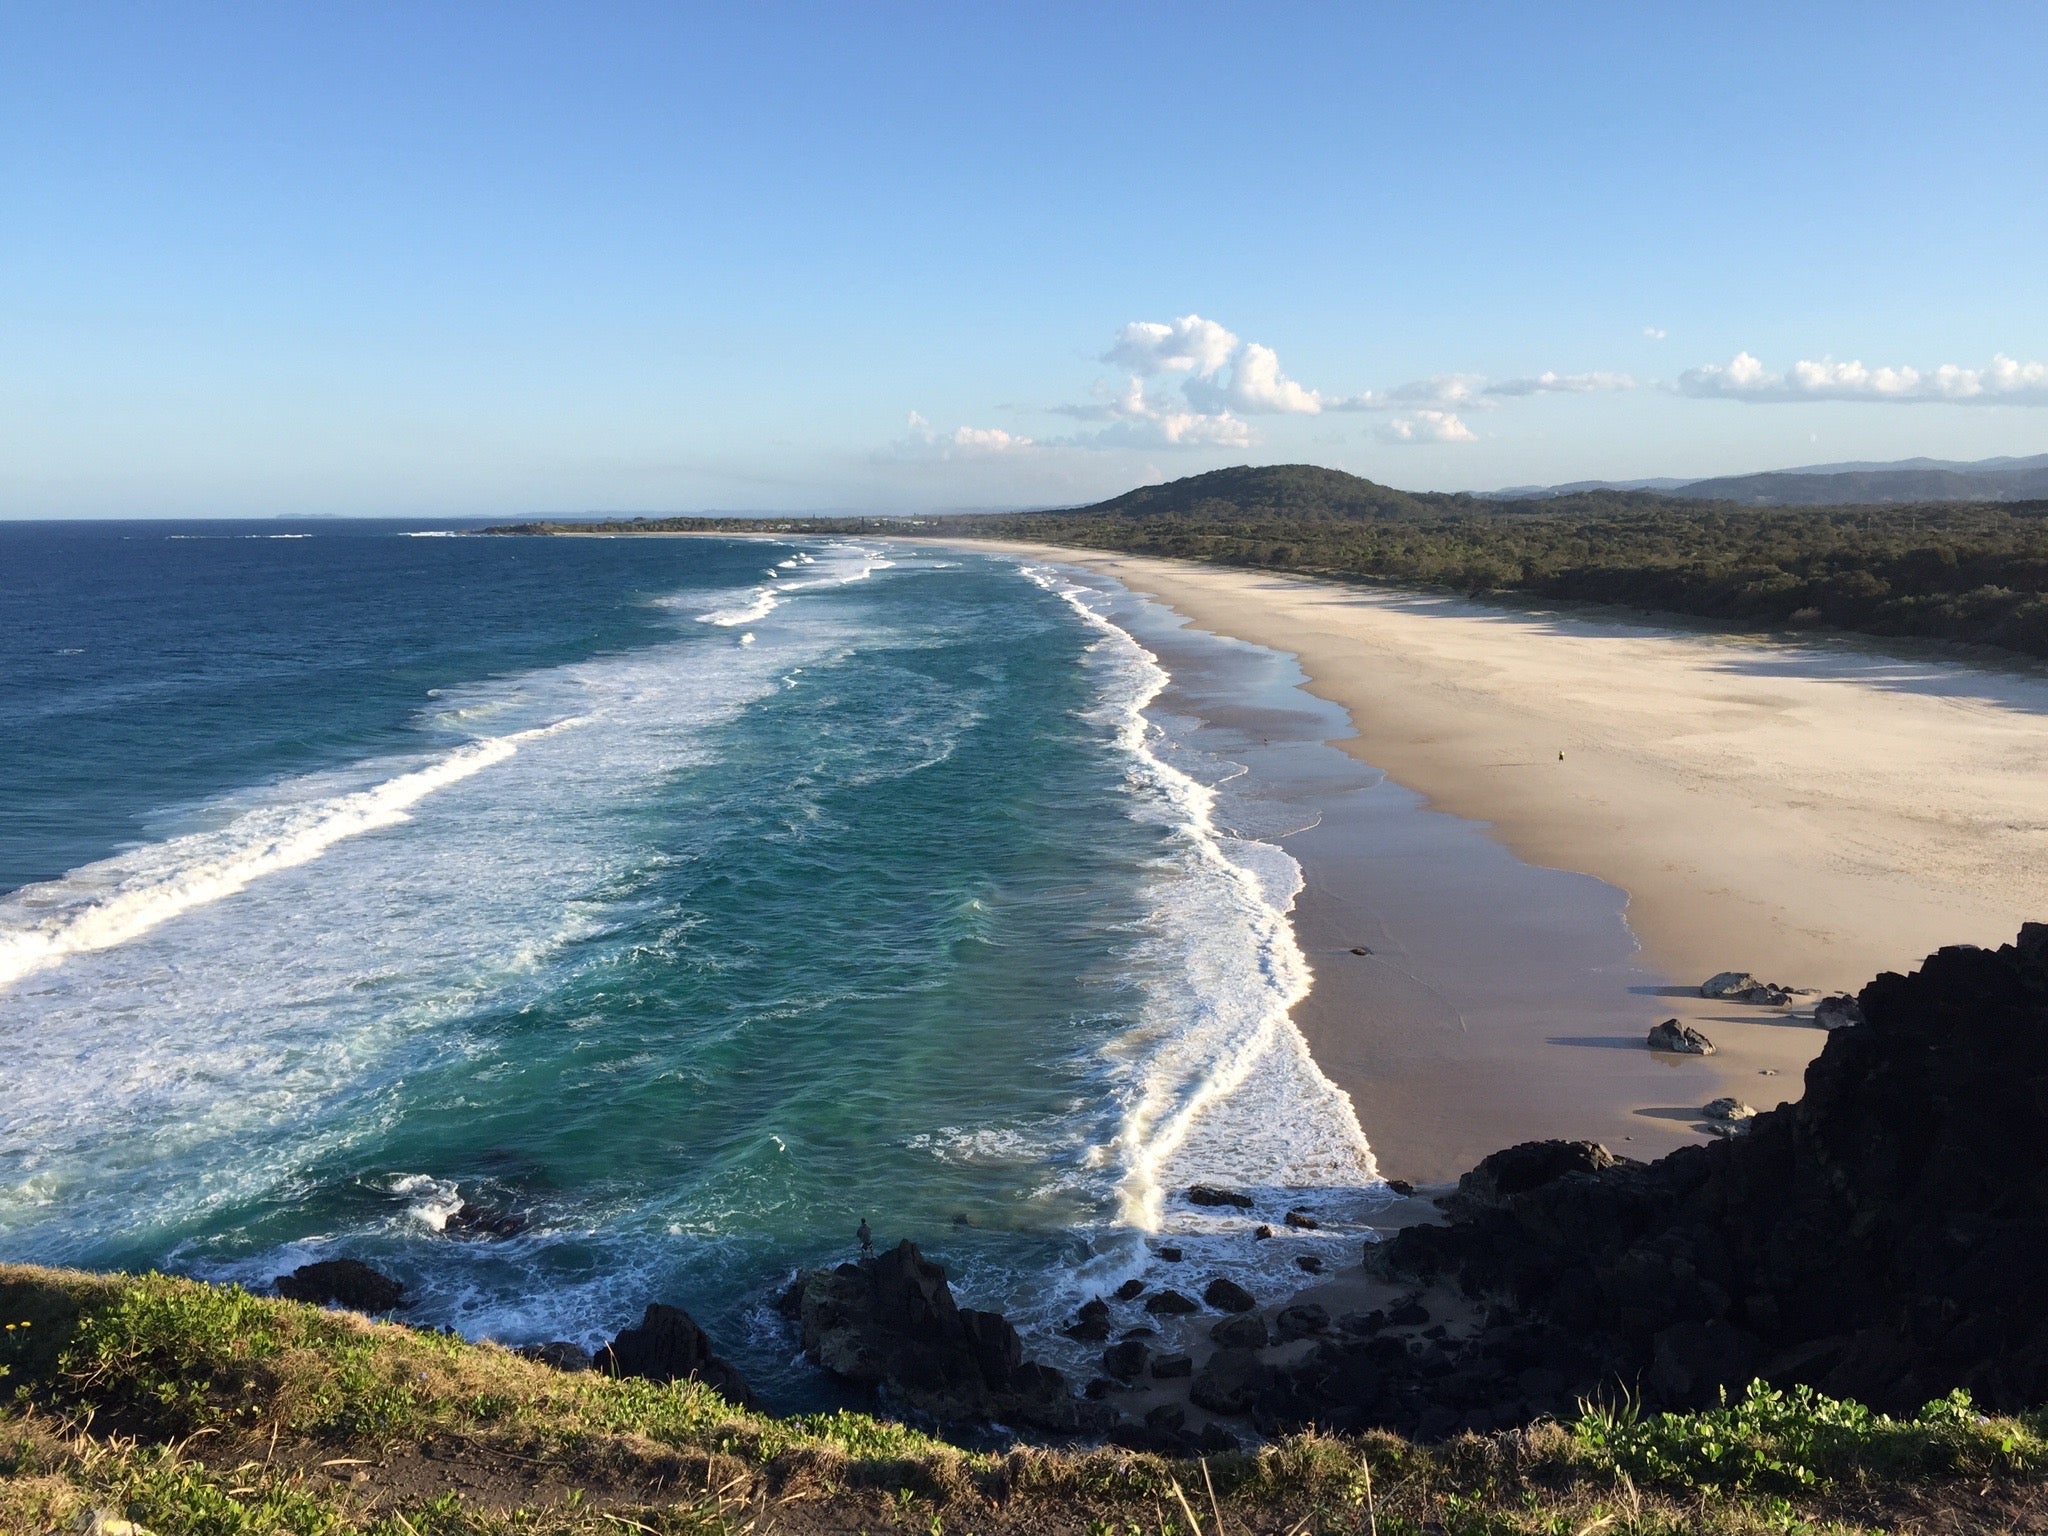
xmin=1643 ymin=327 xmax=1667 ymax=341
xmin=1379 ymin=410 xmax=1477 ymax=444
xmin=1679 ymin=351 xmax=2048 ymax=403
xmin=1485 ymin=370 xmax=1638 ymax=397
xmin=1103 ymin=314 xmax=1240 ymax=378
xmin=1185 ymin=341 xmax=1326 ymax=415
xmin=892 ymin=411 xmax=1036 ymax=458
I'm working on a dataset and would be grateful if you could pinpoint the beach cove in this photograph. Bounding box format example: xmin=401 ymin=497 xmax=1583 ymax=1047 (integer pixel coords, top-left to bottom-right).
xmin=964 ymin=541 xmax=2048 ymax=1183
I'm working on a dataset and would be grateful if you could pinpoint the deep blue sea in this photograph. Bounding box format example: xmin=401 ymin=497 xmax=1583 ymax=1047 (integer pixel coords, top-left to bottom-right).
xmin=0 ymin=521 xmax=1380 ymax=1403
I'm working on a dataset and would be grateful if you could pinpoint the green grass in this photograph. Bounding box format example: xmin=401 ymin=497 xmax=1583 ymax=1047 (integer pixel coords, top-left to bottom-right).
xmin=4 ymin=1264 xmax=2046 ymax=1534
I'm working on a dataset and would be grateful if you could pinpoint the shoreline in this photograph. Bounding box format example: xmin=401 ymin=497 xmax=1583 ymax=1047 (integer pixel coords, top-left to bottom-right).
xmin=949 ymin=537 xmax=2048 ymax=1182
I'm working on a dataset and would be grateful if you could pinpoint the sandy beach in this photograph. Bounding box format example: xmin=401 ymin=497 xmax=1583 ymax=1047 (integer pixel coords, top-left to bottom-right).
xmin=962 ymin=540 xmax=2048 ymax=1181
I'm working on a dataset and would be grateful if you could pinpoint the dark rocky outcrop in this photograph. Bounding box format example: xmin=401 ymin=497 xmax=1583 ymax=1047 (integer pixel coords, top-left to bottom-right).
xmin=1064 ymin=1298 xmax=1110 ymax=1340
xmin=1143 ymin=1289 xmax=1199 ymax=1316
xmin=1102 ymin=1339 xmax=1150 ymax=1380
xmin=599 ymin=1303 xmax=754 ymax=1407
xmin=779 ymin=1242 xmax=1097 ymax=1431
xmin=1203 ymin=1277 xmax=1257 ymax=1313
xmin=1452 ymin=1139 xmax=1616 ymax=1208
xmin=1332 ymin=928 xmax=2048 ymax=1423
xmin=1210 ymin=1313 xmax=1269 ymax=1350
xmin=1186 ymin=1184 xmax=1255 ymax=1209
xmin=445 ymin=1201 xmax=529 ymax=1239
xmin=1815 ymin=993 xmax=1866 ymax=1030
xmin=274 ymin=1259 xmax=404 ymax=1313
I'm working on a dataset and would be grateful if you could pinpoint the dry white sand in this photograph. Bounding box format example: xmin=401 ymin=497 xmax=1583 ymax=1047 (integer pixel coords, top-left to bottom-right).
xmin=1016 ymin=546 xmax=2048 ymax=996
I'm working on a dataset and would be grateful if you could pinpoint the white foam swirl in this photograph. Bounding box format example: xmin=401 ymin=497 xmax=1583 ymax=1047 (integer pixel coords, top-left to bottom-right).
xmin=0 ymin=720 xmax=583 ymax=993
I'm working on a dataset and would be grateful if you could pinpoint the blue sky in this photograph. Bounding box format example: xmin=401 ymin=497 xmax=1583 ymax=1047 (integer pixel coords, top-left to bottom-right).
xmin=4 ymin=2 xmax=2045 ymax=516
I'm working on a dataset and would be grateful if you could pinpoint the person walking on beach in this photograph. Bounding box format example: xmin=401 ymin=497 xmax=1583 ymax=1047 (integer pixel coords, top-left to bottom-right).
xmin=857 ymin=1218 xmax=873 ymax=1259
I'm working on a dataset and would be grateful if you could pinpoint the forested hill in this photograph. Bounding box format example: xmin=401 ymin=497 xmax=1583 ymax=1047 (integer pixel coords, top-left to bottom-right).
xmin=491 ymin=463 xmax=2048 ymax=661
xmin=963 ymin=465 xmax=2048 ymax=660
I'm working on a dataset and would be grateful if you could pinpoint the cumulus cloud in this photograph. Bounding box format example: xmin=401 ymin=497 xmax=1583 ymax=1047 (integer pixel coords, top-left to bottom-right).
xmin=1484 ymin=370 xmax=1638 ymax=397
xmin=1379 ymin=410 xmax=1477 ymax=444
xmin=1068 ymin=377 xmax=1254 ymax=448
xmin=1103 ymin=314 xmax=1240 ymax=379
xmin=1643 ymin=327 xmax=1667 ymax=341
xmin=1679 ymin=352 xmax=2048 ymax=404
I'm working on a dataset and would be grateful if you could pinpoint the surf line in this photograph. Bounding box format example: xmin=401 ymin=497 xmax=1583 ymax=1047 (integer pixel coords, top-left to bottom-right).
xmin=1020 ymin=563 xmax=1377 ymax=1231
xmin=0 ymin=717 xmax=586 ymax=993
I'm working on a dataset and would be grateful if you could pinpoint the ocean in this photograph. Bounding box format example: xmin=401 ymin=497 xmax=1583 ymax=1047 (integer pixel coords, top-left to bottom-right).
xmin=0 ymin=521 xmax=1384 ymax=1404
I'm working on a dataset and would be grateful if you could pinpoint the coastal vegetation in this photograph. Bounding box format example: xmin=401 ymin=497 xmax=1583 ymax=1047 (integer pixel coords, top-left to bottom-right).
xmin=6 ymin=1263 xmax=2048 ymax=1535
xmin=963 ymin=466 xmax=2048 ymax=661
xmin=499 ymin=464 xmax=2048 ymax=660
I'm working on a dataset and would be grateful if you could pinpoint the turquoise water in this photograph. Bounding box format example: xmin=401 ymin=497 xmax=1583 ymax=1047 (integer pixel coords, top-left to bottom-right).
xmin=0 ymin=525 xmax=1380 ymax=1403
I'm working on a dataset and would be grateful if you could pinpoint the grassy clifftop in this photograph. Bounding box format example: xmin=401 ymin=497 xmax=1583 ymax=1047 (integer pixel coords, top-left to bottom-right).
xmin=3 ymin=1265 xmax=2047 ymax=1534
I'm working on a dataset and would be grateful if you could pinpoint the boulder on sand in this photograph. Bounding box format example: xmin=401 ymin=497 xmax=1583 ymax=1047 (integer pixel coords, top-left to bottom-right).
xmin=1647 ymin=1018 xmax=1716 ymax=1055
xmin=274 ymin=1259 xmax=405 ymax=1314
xmin=1702 ymin=1097 xmax=1757 ymax=1123
xmin=1701 ymin=971 xmax=1793 ymax=1005
xmin=779 ymin=1240 xmax=1096 ymax=1431
xmin=1210 ymin=1313 xmax=1269 ymax=1350
xmin=1203 ymin=1277 xmax=1257 ymax=1313
xmin=599 ymin=1303 xmax=754 ymax=1407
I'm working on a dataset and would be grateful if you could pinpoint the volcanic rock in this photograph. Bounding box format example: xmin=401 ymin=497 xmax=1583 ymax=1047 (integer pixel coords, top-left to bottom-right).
xmin=1190 ymin=1349 xmax=1268 ymax=1415
xmin=1814 ymin=993 xmax=1865 ymax=1030
xmin=446 ymin=1201 xmax=529 ymax=1239
xmin=779 ymin=1240 xmax=1094 ymax=1430
xmin=599 ymin=1304 xmax=754 ymax=1407
xmin=1064 ymin=1298 xmax=1111 ymax=1340
xmin=1455 ymin=1140 xmax=1617 ymax=1207
xmin=1283 ymin=1208 xmax=1320 ymax=1229
xmin=274 ymin=1259 xmax=405 ymax=1314
xmin=1102 ymin=1339 xmax=1150 ymax=1380
xmin=1275 ymin=1303 xmax=1330 ymax=1341
xmin=1203 ymin=1277 xmax=1257 ymax=1313
xmin=1143 ymin=1289 xmax=1199 ymax=1316
xmin=1358 ymin=927 xmax=2048 ymax=1418
xmin=1186 ymin=1184 xmax=1255 ymax=1209
xmin=1113 ymin=1278 xmax=1147 ymax=1302
xmin=1209 ymin=1313 xmax=1269 ymax=1350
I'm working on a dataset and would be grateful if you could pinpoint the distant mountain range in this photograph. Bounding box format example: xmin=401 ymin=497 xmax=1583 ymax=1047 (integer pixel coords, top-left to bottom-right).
xmin=1488 ymin=453 xmax=2048 ymax=505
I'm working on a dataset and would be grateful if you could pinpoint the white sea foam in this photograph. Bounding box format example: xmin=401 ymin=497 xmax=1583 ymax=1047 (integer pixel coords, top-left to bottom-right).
xmin=1019 ymin=566 xmax=1380 ymax=1236
xmin=0 ymin=720 xmax=581 ymax=993
xmin=0 ymin=543 xmax=892 ymax=1255
xmin=696 ymin=545 xmax=893 ymax=627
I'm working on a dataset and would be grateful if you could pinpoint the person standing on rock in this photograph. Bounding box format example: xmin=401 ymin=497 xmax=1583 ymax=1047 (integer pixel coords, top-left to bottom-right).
xmin=857 ymin=1219 xmax=873 ymax=1259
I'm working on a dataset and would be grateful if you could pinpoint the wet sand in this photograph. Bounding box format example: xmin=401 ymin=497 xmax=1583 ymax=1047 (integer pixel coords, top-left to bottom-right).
xmin=967 ymin=541 xmax=2048 ymax=1183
